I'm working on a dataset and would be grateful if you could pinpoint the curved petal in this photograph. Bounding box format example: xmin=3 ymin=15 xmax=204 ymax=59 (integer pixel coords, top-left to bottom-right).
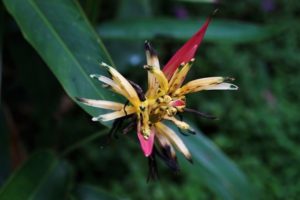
xmin=101 ymin=62 xmax=141 ymax=107
xmin=93 ymin=106 xmax=136 ymax=121
xmin=76 ymin=97 xmax=124 ymax=110
xmin=155 ymin=122 xmax=192 ymax=161
xmin=145 ymin=41 xmax=161 ymax=98
xmin=163 ymin=18 xmax=211 ymax=79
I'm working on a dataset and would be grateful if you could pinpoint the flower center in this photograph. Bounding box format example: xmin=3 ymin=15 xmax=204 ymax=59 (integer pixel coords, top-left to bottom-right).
xmin=148 ymin=95 xmax=186 ymax=123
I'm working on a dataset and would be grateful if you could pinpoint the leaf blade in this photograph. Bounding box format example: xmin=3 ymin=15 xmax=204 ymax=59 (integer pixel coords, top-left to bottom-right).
xmin=178 ymin=126 xmax=255 ymax=199
xmin=98 ymin=18 xmax=276 ymax=44
xmin=0 ymin=151 xmax=71 ymax=200
xmin=3 ymin=0 xmax=117 ymax=119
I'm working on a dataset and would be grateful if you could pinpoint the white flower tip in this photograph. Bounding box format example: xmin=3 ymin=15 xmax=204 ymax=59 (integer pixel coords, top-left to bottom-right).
xmin=90 ymin=74 xmax=96 ymax=78
xmin=92 ymin=117 xmax=98 ymax=121
xmin=230 ymin=84 xmax=239 ymax=90
xmin=100 ymin=62 xmax=109 ymax=67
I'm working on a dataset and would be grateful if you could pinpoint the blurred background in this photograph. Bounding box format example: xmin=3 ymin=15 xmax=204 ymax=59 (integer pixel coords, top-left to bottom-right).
xmin=1 ymin=0 xmax=300 ymax=199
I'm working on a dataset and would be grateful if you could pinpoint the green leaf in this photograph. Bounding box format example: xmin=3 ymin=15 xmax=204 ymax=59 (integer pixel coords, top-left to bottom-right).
xmin=75 ymin=184 xmax=119 ymax=200
xmin=179 ymin=126 xmax=255 ymax=199
xmin=117 ymin=0 xmax=152 ymax=19
xmin=3 ymin=0 xmax=116 ymax=119
xmin=98 ymin=18 xmax=276 ymax=44
xmin=0 ymin=151 xmax=71 ymax=200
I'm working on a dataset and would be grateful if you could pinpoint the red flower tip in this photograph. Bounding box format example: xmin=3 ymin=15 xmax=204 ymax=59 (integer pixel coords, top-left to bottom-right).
xmin=170 ymin=99 xmax=185 ymax=107
xmin=163 ymin=18 xmax=211 ymax=80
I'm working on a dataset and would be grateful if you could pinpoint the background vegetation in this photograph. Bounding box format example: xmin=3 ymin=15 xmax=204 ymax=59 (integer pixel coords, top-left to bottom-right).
xmin=1 ymin=0 xmax=299 ymax=199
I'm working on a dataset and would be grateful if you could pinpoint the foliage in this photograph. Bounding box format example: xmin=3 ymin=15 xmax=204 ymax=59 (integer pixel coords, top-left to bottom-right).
xmin=1 ymin=0 xmax=300 ymax=199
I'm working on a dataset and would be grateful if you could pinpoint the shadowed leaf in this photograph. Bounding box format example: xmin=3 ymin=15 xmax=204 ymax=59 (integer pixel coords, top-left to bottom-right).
xmin=98 ymin=18 xmax=277 ymax=44
xmin=0 ymin=151 xmax=71 ymax=200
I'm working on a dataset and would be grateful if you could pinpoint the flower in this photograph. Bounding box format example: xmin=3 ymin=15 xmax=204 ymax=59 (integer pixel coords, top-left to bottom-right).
xmin=77 ymin=17 xmax=238 ymax=179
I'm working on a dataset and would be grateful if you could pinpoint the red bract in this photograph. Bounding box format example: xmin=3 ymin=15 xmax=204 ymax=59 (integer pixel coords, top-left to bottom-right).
xmin=163 ymin=18 xmax=211 ymax=80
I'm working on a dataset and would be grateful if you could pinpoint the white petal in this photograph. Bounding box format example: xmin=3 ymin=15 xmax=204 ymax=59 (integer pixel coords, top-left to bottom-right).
xmin=77 ymin=97 xmax=124 ymax=110
xmin=98 ymin=107 xmax=136 ymax=121
xmin=97 ymin=75 xmax=128 ymax=97
xmin=204 ymin=83 xmax=238 ymax=90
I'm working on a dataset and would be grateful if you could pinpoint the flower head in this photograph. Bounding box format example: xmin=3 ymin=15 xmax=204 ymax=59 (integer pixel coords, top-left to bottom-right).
xmin=77 ymin=17 xmax=238 ymax=179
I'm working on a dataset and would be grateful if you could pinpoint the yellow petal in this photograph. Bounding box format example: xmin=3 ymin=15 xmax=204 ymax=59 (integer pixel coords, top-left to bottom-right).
xmin=76 ymin=97 xmax=124 ymax=110
xmin=155 ymin=122 xmax=191 ymax=161
xmin=168 ymin=59 xmax=194 ymax=94
xmin=144 ymin=65 xmax=169 ymax=95
xmin=101 ymin=62 xmax=141 ymax=107
xmin=175 ymin=77 xmax=237 ymax=96
xmin=92 ymin=74 xmax=128 ymax=98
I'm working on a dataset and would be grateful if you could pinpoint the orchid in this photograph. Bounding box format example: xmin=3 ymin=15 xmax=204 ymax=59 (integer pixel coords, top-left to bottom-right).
xmin=77 ymin=18 xmax=238 ymax=179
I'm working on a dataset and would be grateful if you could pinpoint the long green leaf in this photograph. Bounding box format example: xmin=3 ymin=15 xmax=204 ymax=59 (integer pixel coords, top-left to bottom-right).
xmin=3 ymin=0 xmax=116 ymax=119
xmin=178 ymin=125 xmax=255 ymax=199
xmin=0 ymin=151 xmax=71 ymax=200
xmin=98 ymin=18 xmax=276 ymax=44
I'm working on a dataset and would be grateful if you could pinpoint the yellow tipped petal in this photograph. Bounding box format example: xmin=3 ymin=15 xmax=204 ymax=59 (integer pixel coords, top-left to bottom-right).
xmin=101 ymin=62 xmax=141 ymax=107
xmin=96 ymin=75 xmax=128 ymax=97
xmin=169 ymin=59 xmax=194 ymax=94
xmin=76 ymin=97 xmax=124 ymax=110
xmin=144 ymin=65 xmax=169 ymax=95
xmin=155 ymin=122 xmax=191 ymax=161
xmin=175 ymin=77 xmax=225 ymax=96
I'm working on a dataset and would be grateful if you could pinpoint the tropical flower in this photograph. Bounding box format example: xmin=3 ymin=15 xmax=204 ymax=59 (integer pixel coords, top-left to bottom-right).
xmin=77 ymin=17 xmax=238 ymax=179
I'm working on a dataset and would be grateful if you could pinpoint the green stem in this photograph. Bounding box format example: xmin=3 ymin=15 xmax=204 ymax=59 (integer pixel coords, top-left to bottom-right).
xmin=61 ymin=129 xmax=107 ymax=156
